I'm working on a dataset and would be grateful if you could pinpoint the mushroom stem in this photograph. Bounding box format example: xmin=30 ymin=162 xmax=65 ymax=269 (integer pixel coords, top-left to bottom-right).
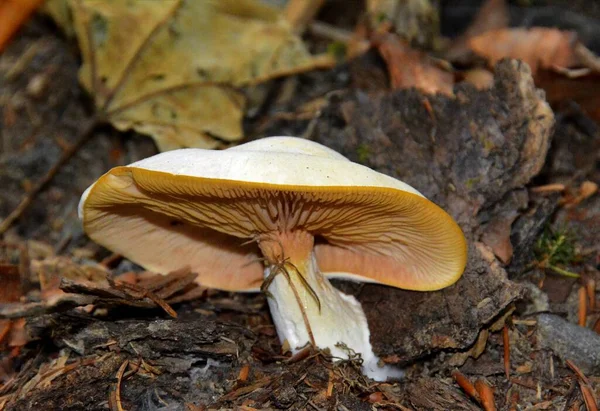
xmin=258 ymin=230 xmax=403 ymax=381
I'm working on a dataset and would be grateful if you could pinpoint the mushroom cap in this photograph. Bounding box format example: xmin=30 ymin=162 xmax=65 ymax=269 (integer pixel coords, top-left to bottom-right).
xmin=79 ymin=136 xmax=467 ymax=291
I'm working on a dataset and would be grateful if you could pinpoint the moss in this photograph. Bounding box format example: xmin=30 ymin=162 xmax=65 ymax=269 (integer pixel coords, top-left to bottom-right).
xmin=533 ymin=225 xmax=580 ymax=278
xmin=356 ymin=144 xmax=371 ymax=164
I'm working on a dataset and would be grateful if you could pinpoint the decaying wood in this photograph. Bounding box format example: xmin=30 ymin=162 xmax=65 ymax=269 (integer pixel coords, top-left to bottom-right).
xmin=312 ymin=60 xmax=551 ymax=363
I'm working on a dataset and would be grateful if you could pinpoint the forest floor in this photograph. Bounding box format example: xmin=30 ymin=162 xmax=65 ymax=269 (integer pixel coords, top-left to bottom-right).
xmin=1 ymin=1 xmax=600 ymax=410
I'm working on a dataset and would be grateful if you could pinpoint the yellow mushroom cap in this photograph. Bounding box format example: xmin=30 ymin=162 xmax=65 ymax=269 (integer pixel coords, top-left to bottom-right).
xmin=79 ymin=136 xmax=467 ymax=291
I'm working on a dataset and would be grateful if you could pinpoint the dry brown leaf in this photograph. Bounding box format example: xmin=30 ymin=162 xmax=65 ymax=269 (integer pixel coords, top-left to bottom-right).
xmin=469 ymin=28 xmax=579 ymax=74
xmin=373 ymin=32 xmax=454 ymax=95
xmin=445 ymin=0 xmax=509 ymax=62
xmin=46 ymin=0 xmax=328 ymax=151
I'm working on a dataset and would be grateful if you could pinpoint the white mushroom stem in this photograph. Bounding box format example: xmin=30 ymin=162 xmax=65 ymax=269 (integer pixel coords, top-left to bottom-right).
xmin=258 ymin=231 xmax=403 ymax=381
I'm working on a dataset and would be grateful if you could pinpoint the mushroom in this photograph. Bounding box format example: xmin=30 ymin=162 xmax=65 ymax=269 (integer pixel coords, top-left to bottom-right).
xmin=78 ymin=136 xmax=467 ymax=380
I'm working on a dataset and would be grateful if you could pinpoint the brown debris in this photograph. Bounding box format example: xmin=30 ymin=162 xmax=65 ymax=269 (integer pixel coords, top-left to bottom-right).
xmin=109 ymin=359 xmax=129 ymax=411
xmin=445 ymin=0 xmax=509 ymax=62
xmin=452 ymin=370 xmax=479 ymax=402
xmin=503 ymin=325 xmax=510 ymax=379
xmin=469 ymin=28 xmax=579 ymax=74
xmin=237 ymin=364 xmax=250 ymax=383
xmin=566 ymin=360 xmax=598 ymax=411
xmin=58 ymin=266 xmax=206 ymax=317
xmin=579 ymin=286 xmax=588 ymax=327
xmin=372 ymin=31 xmax=454 ymax=95
xmin=409 ymin=377 xmax=480 ymax=410
xmin=475 ymin=379 xmax=496 ymax=411
xmin=561 ymin=181 xmax=598 ymax=208
xmin=586 ymin=279 xmax=596 ymax=312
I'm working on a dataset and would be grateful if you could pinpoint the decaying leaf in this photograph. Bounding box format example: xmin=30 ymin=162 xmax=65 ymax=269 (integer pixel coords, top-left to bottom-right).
xmin=46 ymin=0 xmax=327 ymax=151
xmin=444 ymin=0 xmax=509 ymax=62
xmin=372 ymin=32 xmax=454 ymax=95
xmin=468 ymin=28 xmax=579 ymax=74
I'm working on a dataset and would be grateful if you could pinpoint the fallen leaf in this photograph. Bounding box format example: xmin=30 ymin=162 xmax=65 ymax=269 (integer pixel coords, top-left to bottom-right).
xmin=46 ymin=0 xmax=329 ymax=151
xmin=480 ymin=211 xmax=520 ymax=264
xmin=372 ymin=32 xmax=454 ymax=95
xmin=445 ymin=0 xmax=509 ymax=62
xmin=469 ymin=28 xmax=579 ymax=74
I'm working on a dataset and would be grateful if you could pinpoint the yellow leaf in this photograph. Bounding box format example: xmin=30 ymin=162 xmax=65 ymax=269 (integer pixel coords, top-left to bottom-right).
xmin=48 ymin=0 xmax=320 ymax=151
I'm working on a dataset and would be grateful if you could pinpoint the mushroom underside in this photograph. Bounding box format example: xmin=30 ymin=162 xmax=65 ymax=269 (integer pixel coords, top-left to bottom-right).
xmin=81 ymin=169 xmax=467 ymax=380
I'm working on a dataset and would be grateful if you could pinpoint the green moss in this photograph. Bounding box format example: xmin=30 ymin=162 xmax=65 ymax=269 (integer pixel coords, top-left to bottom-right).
xmin=533 ymin=226 xmax=580 ymax=278
xmin=356 ymin=144 xmax=371 ymax=164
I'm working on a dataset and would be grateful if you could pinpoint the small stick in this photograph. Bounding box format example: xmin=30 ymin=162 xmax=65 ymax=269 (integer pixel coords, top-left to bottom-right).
xmin=503 ymin=325 xmax=510 ymax=379
xmin=579 ymin=286 xmax=587 ymax=327
xmin=0 ymin=117 xmax=100 ymax=234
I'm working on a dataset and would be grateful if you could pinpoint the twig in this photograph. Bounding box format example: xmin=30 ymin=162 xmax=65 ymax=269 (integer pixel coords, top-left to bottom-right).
xmin=0 ymin=116 xmax=100 ymax=234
